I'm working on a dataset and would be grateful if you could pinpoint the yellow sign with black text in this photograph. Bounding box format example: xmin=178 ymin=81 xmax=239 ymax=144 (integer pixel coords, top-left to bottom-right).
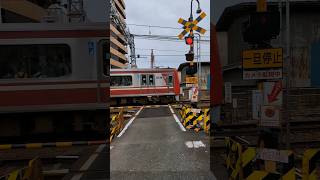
xmin=243 ymin=48 xmax=283 ymax=69
xmin=186 ymin=77 xmax=198 ymax=84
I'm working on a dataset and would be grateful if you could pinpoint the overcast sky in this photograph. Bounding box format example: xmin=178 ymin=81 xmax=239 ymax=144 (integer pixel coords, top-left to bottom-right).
xmin=83 ymin=0 xmax=107 ymax=22
xmin=126 ymin=0 xmax=210 ymax=69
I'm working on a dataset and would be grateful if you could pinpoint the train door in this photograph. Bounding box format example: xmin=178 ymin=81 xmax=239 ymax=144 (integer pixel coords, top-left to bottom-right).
xmin=141 ymin=74 xmax=154 ymax=87
xmin=97 ymin=39 xmax=109 ymax=104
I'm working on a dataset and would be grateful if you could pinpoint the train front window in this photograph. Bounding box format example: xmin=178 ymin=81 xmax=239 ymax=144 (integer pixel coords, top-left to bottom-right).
xmin=148 ymin=75 xmax=154 ymax=86
xmin=168 ymin=75 xmax=173 ymax=87
xmin=141 ymin=75 xmax=147 ymax=86
xmin=0 ymin=44 xmax=71 ymax=79
xmin=111 ymin=76 xmax=132 ymax=87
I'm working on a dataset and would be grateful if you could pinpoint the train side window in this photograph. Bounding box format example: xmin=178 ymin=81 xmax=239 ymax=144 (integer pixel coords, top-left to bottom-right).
xmin=111 ymin=76 xmax=132 ymax=86
xmin=148 ymin=75 xmax=154 ymax=86
xmin=168 ymin=75 xmax=173 ymax=86
xmin=0 ymin=44 xmax=71 ymax=79
xmin=141 ymin=75 xmax=147 ymax=86
xmin=102 ymin=40 xmax=109 ymax=76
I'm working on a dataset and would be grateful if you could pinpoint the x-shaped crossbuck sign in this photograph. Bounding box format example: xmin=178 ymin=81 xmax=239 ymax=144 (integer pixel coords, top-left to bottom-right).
xmin=177 ymin=12 xmax=207 ymax=40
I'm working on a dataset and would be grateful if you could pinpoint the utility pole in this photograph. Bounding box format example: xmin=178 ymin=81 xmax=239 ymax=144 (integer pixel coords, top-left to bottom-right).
xmin=194 ymin=33 xmax=201 ymax=94
xmin=0 ymin=0 xmax=2 ymax=23
xmin=150 ymin=49 xmax=155 ymax=69
xmin=285 ymin=0 xmax=291 ymax=149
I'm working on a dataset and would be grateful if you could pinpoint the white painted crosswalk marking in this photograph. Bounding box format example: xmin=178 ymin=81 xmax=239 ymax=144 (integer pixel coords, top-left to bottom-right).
xmin=185 ymin=141 xmax=206 ymax=148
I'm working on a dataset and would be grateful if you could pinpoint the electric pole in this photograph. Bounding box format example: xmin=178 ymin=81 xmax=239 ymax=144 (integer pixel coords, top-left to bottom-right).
xmin=151 ymin=49 xmax=154 ymax=69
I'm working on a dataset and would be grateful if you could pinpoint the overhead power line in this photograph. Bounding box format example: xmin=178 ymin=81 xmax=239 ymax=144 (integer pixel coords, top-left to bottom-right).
xmin=136 ymin=54 xmax=211 ymax=57
xmin=132 ymin=34 xmax=210 ymax=43
xmin=127 ymin=23 xmax=211 ymax=32
xmin=136 ymin=48 xmax=210 ymax=53
xmin=127 ymin=23 xmax=181 ymax=30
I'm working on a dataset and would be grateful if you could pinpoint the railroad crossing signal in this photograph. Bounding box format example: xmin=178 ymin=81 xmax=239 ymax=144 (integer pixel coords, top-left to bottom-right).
xmin=185 ymin=36 xmax=194 ymax=45
xmin=177 ymin=12 xmax=207 ymax=40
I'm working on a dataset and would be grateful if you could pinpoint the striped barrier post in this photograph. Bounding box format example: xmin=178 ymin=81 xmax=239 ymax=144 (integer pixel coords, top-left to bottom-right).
xmin=302 ymin=148 xmax=320 ymax=180
xmin=225 ymin=137 xmax=296 ymax=180
xmin=203 ymin=109 xmax=210 ymax=134
xmin=178 ymin=106 xmax=211 ymax=133
xmin=110 ymin=108 xmax=125 ymax=143
xmin=186 ymin=110 xmax=203 ymax=130
xmin=224 ymin=137 xmax=243 ymax=179
xmin=245 ymin=150 xmax=295 ymax=180
xmin=183 ymin=108 xmax=195 ymax=126
xmin=0 ymin=157 xmax=43 ymax=180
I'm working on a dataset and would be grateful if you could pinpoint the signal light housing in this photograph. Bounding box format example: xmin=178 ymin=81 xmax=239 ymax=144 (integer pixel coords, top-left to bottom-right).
xmin=242 ymin=11 xmax=280 ymax=44
xmin=185 ymin=53 xmax=194 ymax=61
xmin=186 ymin=64 xmax=197 ymax=75
xmin=185 ymin=36 xmax=194 ymax=45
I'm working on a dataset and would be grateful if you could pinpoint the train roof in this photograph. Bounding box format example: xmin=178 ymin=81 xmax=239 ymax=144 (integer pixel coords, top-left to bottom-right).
xmin=0 ymin=22 xmax=108 ymax=31
xmin=0 ymin=22 xmax=109 ymax=39
xmin=111 ymin=68 xmax=177 ymax=72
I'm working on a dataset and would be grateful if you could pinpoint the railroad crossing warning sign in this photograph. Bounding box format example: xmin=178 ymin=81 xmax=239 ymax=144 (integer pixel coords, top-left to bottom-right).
xmin=242 ymin=48 xmax=283 ymax=80
xmin=243 ymin=48 xmax=283 ymax=69
xmin=177 ymin=12 xmax=207 ymax=39
xmin=186 ymin=77 xmax=198 ymax=84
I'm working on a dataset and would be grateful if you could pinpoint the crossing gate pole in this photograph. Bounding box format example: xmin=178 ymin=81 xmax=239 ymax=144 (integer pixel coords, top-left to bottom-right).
xmin=118 ymin=107 xmax=124 ymax=132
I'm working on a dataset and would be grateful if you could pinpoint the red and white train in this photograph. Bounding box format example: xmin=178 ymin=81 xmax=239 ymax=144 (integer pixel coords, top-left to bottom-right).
xmin=110 ymin=68 xmax=181 ymax=105
xmin=0 ymin=23 xmax=108 ymax=138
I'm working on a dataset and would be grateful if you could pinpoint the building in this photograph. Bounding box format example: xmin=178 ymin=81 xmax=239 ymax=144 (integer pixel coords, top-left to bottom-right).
xmin=0 ymin=0 xmax=47 ymax=23
xmin=217 ymin=1 xmax=320 ymax=88
xmin=110 ymin=0 xmax=128 ymax=69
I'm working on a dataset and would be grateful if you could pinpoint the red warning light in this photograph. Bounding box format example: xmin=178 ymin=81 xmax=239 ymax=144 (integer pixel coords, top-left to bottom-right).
xmin=185 ymin=36 xmax=194 ymax=45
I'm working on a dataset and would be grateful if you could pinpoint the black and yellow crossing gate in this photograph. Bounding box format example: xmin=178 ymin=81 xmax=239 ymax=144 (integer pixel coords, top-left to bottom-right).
xmin=179 ymin=106 xmax=210 ymax=133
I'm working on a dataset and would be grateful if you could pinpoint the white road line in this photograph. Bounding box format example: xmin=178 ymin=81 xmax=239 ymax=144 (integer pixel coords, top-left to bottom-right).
xmin=95 ymin=144 xmax=106 ymax=153
xmin=70 ymin=173 xmax=83 ymax=180
xmin=80 ymin=154 xmax=99 ymax=171
xmin=193 ymin=141 xmax=206 ymax=148
xmin=169 ymin=105 xmax=186 ymax=132
xmin=169 ymin=105 xmax=174 ymax=114
xmin=185 ymin=141 xmax=194 ymax=148
xmin=185 ymin=141 xmax=206 ymax=148
xmin=117 ymin=106 xmax=144 ymax=137
xmin=70 ymin=144 xmax=105 ymax=180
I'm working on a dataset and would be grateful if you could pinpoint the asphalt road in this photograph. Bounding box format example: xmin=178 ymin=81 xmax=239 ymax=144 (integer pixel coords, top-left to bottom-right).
xmin=110 ymin=105 xmax=216 ymax=180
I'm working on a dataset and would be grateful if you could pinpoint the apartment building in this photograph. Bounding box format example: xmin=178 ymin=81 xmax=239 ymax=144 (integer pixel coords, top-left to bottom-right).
xmin=110 ymin=0 xmax=128 ymax=69
xmin=0 ymin=0 xmax=47 ymax=23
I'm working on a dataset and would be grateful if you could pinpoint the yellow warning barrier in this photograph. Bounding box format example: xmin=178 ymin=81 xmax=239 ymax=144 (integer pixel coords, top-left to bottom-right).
xmin=225 ymin=137 xmax=296 ymax=180
xmin=302 ymin=148 xmax=320 ymax=180
xmin=1 ymin=157 xmax=43 ymax=180
xmin=179 ymin=105 xmax=210 ymax=133
xmin=110 ymin=108 xmax=124 ymax=143
xmin=203 ymin=109 xmax=210 ymax=133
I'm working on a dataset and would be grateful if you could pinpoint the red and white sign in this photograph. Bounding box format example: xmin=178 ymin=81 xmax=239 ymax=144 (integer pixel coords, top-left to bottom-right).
xmin=261 ymin=106 xmax=280 ymax=127
xmin=252 ymin=90 xmax=262 ymax=120
xmin=190 ymin=86 xmax=199 ymax=102
xmin=243 ymin=69 xmax=282 ymax=80
xmin=263 ymin=81 xmax=283 ymax=106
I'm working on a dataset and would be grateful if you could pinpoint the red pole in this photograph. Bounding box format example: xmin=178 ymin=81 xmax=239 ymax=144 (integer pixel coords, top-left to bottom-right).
xmin=210 ymin=23 xmax=223 ymax=107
